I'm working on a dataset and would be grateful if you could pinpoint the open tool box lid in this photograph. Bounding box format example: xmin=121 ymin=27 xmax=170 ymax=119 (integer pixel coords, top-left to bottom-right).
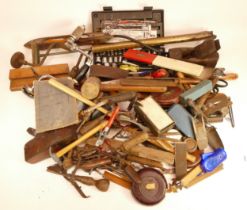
xmin=91 ymin=6 xmax=165 ymax=37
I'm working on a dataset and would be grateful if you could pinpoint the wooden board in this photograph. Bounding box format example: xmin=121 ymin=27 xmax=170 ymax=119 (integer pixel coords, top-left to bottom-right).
xmin=9 ymin=63 xmax=69 ymax=79
xmin=10 ymin=74 xmax=68 ymax=91
xmin=129 ymin=145 xmax=175 ymax=165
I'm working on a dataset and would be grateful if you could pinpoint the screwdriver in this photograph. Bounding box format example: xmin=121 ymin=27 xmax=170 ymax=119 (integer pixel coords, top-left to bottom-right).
xmin=119 ymin=64 xmax=153 ymax=72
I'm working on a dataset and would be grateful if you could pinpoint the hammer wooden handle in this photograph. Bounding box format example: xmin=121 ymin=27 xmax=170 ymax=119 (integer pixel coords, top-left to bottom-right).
xmin=181 ymin=165 xmax=202 ymax=187
xmin=103 ymin=171 xmax=131 ymax=189
xmin=122 ymin=132 xmax=149 ymax=151
xmin=48 ymin=78 xmax=108 ymax=114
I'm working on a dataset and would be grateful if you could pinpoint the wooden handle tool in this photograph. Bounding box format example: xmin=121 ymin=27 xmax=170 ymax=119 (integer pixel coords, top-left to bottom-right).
xmin=55 ymin=120 xmax=108 ymax=158
xmin=48 ymin=78 xmax=108 ymax=114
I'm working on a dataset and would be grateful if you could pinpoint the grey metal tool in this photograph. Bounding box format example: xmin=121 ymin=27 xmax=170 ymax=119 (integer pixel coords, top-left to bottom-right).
xmin=168 ymin=104 xmax=195 ymax=138
xmin=118 ymin=115 xmax=150 ymax=132
xmin=65 ymin=26 xmax=93 ymax=83
xmin=49 ymin=146 xmax=63 ymax=166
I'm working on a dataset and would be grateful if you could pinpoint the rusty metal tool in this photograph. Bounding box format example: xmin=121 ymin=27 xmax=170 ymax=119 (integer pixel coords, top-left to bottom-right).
xmin=10 ymin=51 xmax=33 ymax=68
xmin=47 ymin=164 xmax=110 ymax=192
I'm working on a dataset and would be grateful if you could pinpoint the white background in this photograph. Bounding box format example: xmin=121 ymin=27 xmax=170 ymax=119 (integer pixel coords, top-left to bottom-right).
xmin=1 ymin=0 xmax=247 ymax=209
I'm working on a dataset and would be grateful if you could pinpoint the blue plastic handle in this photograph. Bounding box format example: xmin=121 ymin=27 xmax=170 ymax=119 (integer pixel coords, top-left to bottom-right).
xmin=200 ymin=148 xmax=227 ymax=173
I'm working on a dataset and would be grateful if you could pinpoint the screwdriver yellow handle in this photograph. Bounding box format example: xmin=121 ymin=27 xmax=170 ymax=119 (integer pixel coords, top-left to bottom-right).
xmin=119 ymin=65 xmax=139 ymax=72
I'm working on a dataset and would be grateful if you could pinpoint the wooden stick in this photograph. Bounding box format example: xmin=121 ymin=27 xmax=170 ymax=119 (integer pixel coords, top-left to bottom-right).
xmin=100 ymin=83 xmax=167 ymax=92
xmin=176 ymin=72 xmax=191 ymax=90
xmin=147 ymin=137 xmax=174 ymax=153
xmin=127 ymin=155 xmax=164 ymax=169
xmin=120 ymin=78 xmax=200 ymax=87
xmin=48 ymin=78 xmax=108 ymax=114
xmin=55 ymin=120 xmax=108 ymax=158
xmin=92 ymin=31 xmax=215 ymax=52
xmin=147 ymin=137 xmax=196 ymax=163
xmin=181 ymin=165 xmax=202 ymax=187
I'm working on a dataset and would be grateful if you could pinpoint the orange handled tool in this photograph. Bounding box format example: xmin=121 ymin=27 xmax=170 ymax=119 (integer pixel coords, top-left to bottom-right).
xmin=95 ymin=106 xmax=120 ymax=146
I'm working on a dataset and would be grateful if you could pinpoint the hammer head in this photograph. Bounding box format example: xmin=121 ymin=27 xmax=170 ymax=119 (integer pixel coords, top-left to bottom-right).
xmin=49 ymin=146 xmax=63 ymax=166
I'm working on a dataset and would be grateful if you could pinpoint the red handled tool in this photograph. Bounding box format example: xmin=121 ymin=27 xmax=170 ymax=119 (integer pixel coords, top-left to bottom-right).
xmin=151 ymin=69 xmax=168 ymax=78
xmin=95 ymin=106 xmax=120 ymax=146
xmin=124 ymin=49 xmax=212 ymax=79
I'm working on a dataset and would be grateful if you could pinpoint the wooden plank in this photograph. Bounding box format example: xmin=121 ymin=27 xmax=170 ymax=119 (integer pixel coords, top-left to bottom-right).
xmin=120 ymin=78 xmax=177 ymax=87
xmin=9 ymin=63 xmax=69 ymax=79
xmin=10 ymin=74 xmax=68 ymax=91
xmin=129 ymin=145 xmax=175 ymax=165
xmin=90 ymin=65 xmax=128 ymax=79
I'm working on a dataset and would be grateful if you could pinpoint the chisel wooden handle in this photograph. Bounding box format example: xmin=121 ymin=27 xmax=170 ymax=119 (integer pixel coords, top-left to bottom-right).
xmin=80 ymin=158 xmax=112 ymax=171
xmin=220 ymin=73 xmax=238 ymax=80
xmin=122 ymin=132 xmax=149 ymax=151
xmin=103 ymin=171 xmax=131 ymax=189
xmin=74 ymin=175 xmax=110 ymax=192
xmin=181 ymin=165 xmax=202 ymax=187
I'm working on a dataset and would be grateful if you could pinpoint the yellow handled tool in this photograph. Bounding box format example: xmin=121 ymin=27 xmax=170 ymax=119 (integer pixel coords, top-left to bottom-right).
xmin=48 ymin=78 xmax=108 ymax=114
xmin=55 ymin=120 xmax=108 ymax=158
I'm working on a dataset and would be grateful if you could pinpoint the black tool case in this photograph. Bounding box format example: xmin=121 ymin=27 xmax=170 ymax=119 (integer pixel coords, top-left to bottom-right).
xmin=91 ymin=6 xmax=164 ymax=37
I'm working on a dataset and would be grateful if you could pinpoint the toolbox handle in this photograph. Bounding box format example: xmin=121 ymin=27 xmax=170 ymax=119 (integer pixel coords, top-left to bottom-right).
xmin=102 ymin=6 xmax=153 ymax=11
xmin=103 ymin=6 xmax=112 ymax=11
xmin=143 ymin=7 xmax=153 ymax=11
